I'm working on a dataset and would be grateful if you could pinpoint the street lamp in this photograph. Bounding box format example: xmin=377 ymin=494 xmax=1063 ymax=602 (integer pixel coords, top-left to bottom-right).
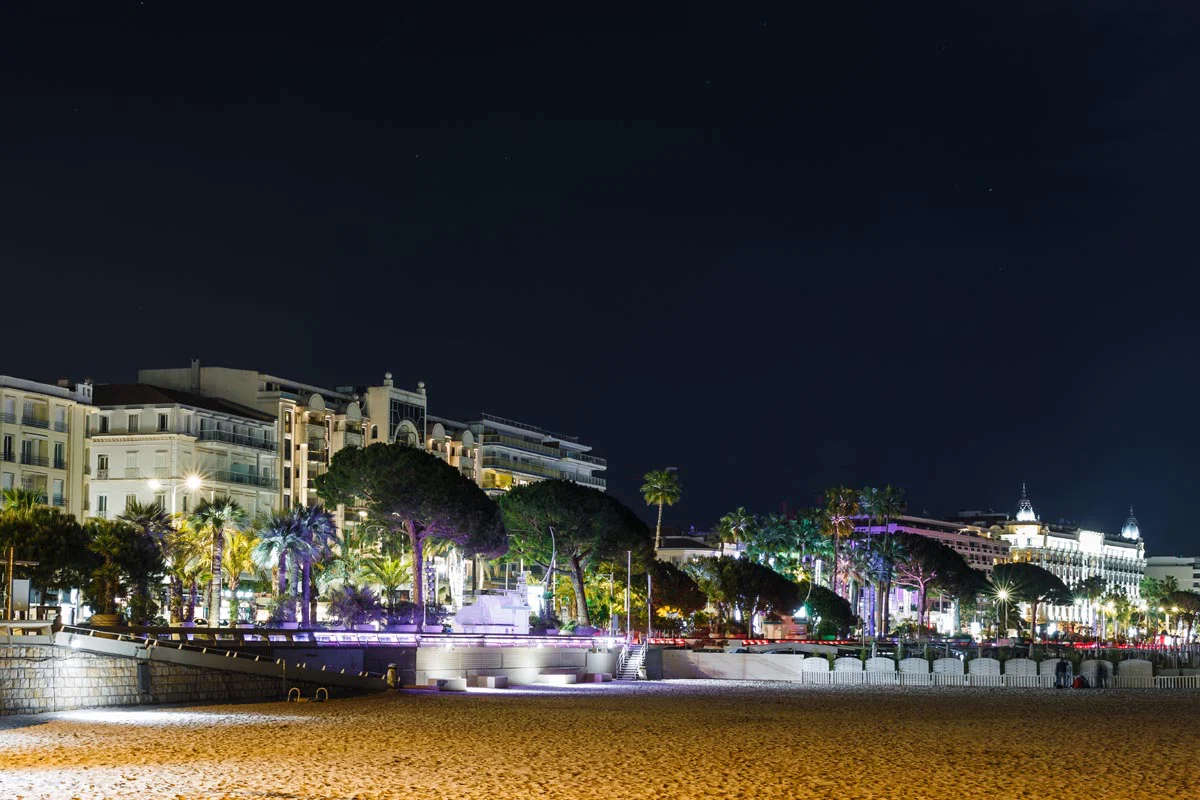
xmin=995 ymin=588 xmax=1010 ymax=640
xmin=148 ymin=474 xmax=202 ymax=514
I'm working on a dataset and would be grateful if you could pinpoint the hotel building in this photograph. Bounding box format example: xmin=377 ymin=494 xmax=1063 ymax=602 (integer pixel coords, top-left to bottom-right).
xmin=87 ymin=384 xmax=279 ymax=519
xmin=956 ymin=485 xmax=1146 ymax=629
xmin=0 ymin=376 xmax=92 ymax=519
xmin=137 ymin=361 xmax=366 ymax=510
xmin=853 ymin=514 xmax=1010 ymax=577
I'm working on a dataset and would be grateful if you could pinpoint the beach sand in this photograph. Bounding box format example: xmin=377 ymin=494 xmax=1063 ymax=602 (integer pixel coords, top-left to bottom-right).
xmin=0 ymin=680 xmax=1197 ymax=799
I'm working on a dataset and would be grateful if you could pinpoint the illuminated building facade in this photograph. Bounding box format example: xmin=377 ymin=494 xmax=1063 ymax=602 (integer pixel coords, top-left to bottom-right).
xmin=426 ymin=412 xmax=605 ymax=497
xmin=138 ymin=361 xmax=365 ymax=511
xmin=87 ymin=384 xmax=279 ymax=519
xmin=0 ymin=375 xmax=92 ymax=519
xmin=958 ymin=486 xmax=1145 ymax=629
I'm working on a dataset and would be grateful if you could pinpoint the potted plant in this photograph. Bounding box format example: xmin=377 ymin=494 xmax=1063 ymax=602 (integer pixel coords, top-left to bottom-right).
xmin=267 ymin=597 xmax=299 ymax=629
xmin=422 ymin=604 xmax=450 ymax=633
xmin=85 ymin=522 xmax=127 ymax=628
xmin=386 ymin=601 xmax=420 ymax=633
xmin=328 ymin=585 xmax=384 ymax=631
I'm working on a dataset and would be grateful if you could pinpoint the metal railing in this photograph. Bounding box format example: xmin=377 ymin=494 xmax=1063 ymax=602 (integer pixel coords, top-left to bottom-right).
xmin=20 ymin=453 xmax=49 ymax=467
xmin=21 ymin=416 xmax=50 ymax=429
xmin=51 ymin=495 xmax=66 ymax=507
xmin=480 ymin=433 xmax=561 ymax=458
xmin=564 ymin=450 xmax=607 ymax=467
xmin=1 ymin=451 xmax=13 ymax=463
xmin=0 ymin=412 xmax=15 ymax=424
xmin=197 ymin=429 xmax=278 ymax=452
xmin=96 ymin=468 xmax=109 ymax=479
xmin=53 ymin=459 xmax=67 ymax=470
xmin=53 ymin=421 xmax=68 ymax=432
xmin=212 ymin=470 xmax=279 ymax=489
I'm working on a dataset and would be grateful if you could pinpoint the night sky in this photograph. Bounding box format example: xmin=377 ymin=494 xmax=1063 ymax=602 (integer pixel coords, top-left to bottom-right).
xmin=2 ymin=3 xmax=1196 ymax=554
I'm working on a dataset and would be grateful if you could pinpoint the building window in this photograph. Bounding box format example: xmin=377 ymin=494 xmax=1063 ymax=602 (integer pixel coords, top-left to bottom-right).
xmin=182 ymin=495 xmax=189 ymax=513
xmin=97 ymin=495 xmax=108 ymax=515
xmin=154 ymin=492 xmax=166 ymax=509
xmin=97 ymin=454 xmax=109 ymax=472
xmin=1 ymin=434 xmax=11 ymax=461
xmin=158 ymin=413 xmax=169 ymax=432
xmin=53 ymin=441 xmax=65 ymax=469
xmin=1 ymin=472 xmax=12 ymax=490
xmin=127 ymin=413 xmax=139 ymax=433
xmin=98 ymin=416 xmax=110 ymax=434
xmin=371 ymin=425 xmax=379 ymax=440
xmin=125 ymin=493 xmax=137 ymax=510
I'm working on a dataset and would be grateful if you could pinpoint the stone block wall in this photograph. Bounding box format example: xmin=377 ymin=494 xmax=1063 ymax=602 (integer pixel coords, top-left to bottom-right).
xmin=0 ymin=645 xmax=329 ymax=716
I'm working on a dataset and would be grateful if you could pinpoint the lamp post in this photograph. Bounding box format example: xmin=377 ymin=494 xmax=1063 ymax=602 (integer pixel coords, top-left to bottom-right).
xmin=996 ymin=588 xmax=1010 ymax=641
xmin=147 ymin=474 xmax=202 ymax=514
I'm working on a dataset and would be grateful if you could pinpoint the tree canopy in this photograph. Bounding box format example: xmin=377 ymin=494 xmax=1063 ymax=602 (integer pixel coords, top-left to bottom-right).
xmin=685 ymin=556 xmax=799 ymax=635
xmin=991 ymin=562 xmax=1072 ymax=636
xmin=500 ymin=479 xmax=652 ymax=625
xmin=316 ymin=443 xmax=506 ymax=610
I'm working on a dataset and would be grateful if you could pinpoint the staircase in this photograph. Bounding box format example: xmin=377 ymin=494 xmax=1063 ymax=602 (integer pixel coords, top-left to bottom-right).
xmin=617 ymin=644 xmax=646 ymax=681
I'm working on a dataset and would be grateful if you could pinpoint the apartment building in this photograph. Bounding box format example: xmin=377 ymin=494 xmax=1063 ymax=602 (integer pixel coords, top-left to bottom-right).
xmin=88 ymin=384 xmax=279 ymax=519
xmin=0 ymin=376 xmax=92 ymax=519
xmin=137 ymin=361 xmax=365 ymax=510
xmin=1144 ymin=556 xmax=1200 ymax=593
xmin=426 ymin=412 xmax=605 ymax=496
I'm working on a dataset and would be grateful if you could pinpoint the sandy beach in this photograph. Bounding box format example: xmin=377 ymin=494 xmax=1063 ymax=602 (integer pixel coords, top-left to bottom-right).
xmin=0 ymin=680 xmax=1197 ymax=799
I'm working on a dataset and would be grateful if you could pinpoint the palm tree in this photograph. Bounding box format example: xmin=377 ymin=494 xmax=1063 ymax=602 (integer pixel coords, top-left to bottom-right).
xmin=824 ymin=486 xmax=859 ymax=597
xmin=190 ymin=497 xmax=248 ymax=624
xmin=1 ymin=487 xmax=46 ymax=513
xmin=294 ymin=504 xmax=337 ymax=626
xmin=117 ymin=500 xmax=173 ymax=623
xmin=223 ymin=530 xmax=262 ymax=623
xmin=363 ymin=555 xmax=411 ymax=618
xmin=868 ymin=533 xmax=908 ymax=636
xmin=640 ymin=469 xmax=681 ymax=551
xmin=252 ymin=511 xmax=312 ymax=624
xmin=716 ymin=507 xmax=756 ymax=557
xmin=163 ymin=521 xmax=207 ymax=623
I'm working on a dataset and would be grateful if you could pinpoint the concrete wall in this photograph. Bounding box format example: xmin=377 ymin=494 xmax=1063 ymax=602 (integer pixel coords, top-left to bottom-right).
xmin=0 ymin=645 xmax=330 ymax=717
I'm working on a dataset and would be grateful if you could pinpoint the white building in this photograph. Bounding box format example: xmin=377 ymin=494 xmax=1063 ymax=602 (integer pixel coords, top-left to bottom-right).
xmin=1144 ymin=556 xmax=1200 ymax=593
xmin=352 ymin=373 xmax=427 ymax=448
xmin=427 ymin=412 xmax=605 ymax=497
xmin=962 ymin=486 xmax=1145 ymax=630
xmin=88 ymin=384 xmax=279 ymax=519
xmin=0 ymin=376 xmax=93 ymax=519
xmin=855 ymin=515 xmax=1010 ymax=577
xmin=656 ymin=535 xmax=719 ymax=568
xmin=137 ymin=361 xmax=365 ymax=510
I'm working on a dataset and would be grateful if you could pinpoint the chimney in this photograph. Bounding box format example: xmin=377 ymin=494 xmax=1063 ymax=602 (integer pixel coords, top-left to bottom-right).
xmin=190 ymin=358 xmax=201 ymax=392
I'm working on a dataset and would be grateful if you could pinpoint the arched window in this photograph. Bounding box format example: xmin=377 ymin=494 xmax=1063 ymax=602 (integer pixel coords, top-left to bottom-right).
xmin=370 ymin=425 xmax=379 ymax=440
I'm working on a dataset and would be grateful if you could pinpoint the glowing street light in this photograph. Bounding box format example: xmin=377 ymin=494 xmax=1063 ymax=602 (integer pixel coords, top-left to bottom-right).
xmin=147 ymin=474 xmax=203 ymax=514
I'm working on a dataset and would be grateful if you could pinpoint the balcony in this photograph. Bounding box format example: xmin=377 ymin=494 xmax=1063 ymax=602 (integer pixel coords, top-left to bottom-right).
xmin=480 ymin=433 xmax=561 ymax=458
xmin=20 ymin=453 xmax=49 ymax=467
xmin=53 ymin=459 xmax=67 ymax=471
xmin=96 ymin=468 xmax=110 ymax=479
xmin=0 ymin=412 xmax=15 ymax=425
xmin=212 ymin=470 xmax=278 ymax=490
xmin=53 ymin=421 xmax=68 ymax=433
xmin=569 ymin=473 xmax=607 ymax=489
xmin=564 ymin=450 xmax=607 ymax=467
xmin=1 ymin=451 xmax=13 ymax=463
xmin=21 ymin=417 xmax=49 ymax=430
xmin=197 ymin=429 xmax=278 ymax=452
xmin=51 ymin=495 xmax=66 ymax=508
xmin=479 ymin=455 xmax=561 ymax=480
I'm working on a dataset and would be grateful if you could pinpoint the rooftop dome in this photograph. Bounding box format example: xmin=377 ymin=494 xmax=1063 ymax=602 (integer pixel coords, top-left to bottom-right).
xmin=1015 ymin=482 xmax=1037 ymax=522
xmin=1121 ymin=506 xmax=1140 ymax=540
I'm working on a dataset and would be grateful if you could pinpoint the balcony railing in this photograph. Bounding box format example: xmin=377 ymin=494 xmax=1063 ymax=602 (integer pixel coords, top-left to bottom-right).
xmin=20 ymin=453 xmax=49 ymax=467
xmin=96 ymin=468 xmax=110 ymax=479
xmin=197 ymin=429 xmax=278 ymax=452
xmin=51 ymin=495 xmax=66 ymax=508
xmin=53 ymin=459 xmax=67 ymax=470
xmin=570 ymin=474 xmax=607 ymax=489
xmin=212 ymin=470 xmax=278 ymax=490
xmin=1 ymin=451 xmax=13 ymax=463
xmin=53 ymin=421 xmax=68 ymax=433
xmin=564 ymin=450 xmax=607 ymax=467
xmin=21 ymin=417 xmax=49 ymax=429
xmin=480 ymin=433 xmax=561 ymax=458
xmin=479 ymin=455 xmax=561 ymax=480
xmin=0 ymin=412 xmax=15 ymax=425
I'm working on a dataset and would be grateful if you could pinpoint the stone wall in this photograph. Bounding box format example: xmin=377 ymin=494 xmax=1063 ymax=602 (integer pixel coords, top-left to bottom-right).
xmin=0 ymin=645 xmax=330 ymax=716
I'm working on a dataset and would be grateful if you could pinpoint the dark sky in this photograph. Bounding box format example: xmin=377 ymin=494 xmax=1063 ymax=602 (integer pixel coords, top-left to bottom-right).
xmin=2 ymin=3 xmax=1197 ymax=554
